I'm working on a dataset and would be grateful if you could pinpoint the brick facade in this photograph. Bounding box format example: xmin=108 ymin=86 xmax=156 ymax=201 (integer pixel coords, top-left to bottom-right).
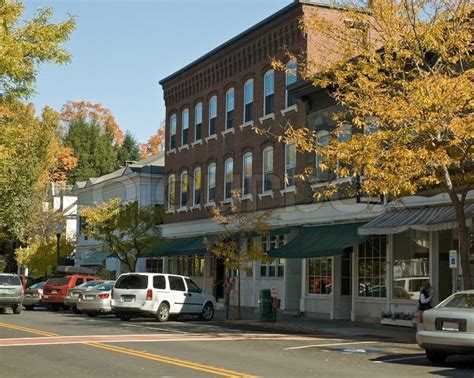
xmin=160 ymin=2 xmax=346 ymax=225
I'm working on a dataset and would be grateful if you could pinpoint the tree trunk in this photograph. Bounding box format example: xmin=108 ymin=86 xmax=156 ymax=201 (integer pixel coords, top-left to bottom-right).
xmin=448 ymin=191 xmax=472 ymax=290
xmin=237 ymin=268 xmax=242 ymax=320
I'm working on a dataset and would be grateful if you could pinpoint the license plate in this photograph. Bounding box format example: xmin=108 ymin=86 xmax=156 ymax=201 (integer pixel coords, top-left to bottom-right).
xmin=25 ymin=294 xmax=32 ymax=297
xmin=43 ymin=295 xmax=49 ymax=299
xmin=442 ymin=321 xmax=459 ymax=331
xmin=51 ymin=290 xmax=58 ymax=294
xmin=122 ymin=296 xmax=133 ymax=302
xmin=73 ymin=293 xmax=79 ymax=297
xmin=86 ymin=296 xmax=95 ymax=300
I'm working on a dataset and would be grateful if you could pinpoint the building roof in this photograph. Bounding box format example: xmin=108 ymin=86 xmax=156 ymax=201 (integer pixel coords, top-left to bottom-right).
xmin=159 ymin=1 xmax=346 ymax=86
xmin=71 ymin=152 xmax=165 ymax=192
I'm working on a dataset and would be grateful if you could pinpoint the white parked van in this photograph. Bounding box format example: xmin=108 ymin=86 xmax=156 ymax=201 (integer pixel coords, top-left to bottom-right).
xmin=111 ymin=273 xmax=216 ymax=322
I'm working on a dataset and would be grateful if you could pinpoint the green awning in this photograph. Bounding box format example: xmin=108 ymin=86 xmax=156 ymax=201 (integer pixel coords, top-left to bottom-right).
xmin=80 ymin=251 xmax=112 ymax=266
xmin=268 ymin=222 xmax=367 ymax=259
xmin=144 ymin=236 xmax=206 ymax=257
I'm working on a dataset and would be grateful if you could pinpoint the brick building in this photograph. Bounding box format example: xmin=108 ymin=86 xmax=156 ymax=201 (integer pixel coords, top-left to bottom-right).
xmin=157 ymin=1 xmax=385 ymax=320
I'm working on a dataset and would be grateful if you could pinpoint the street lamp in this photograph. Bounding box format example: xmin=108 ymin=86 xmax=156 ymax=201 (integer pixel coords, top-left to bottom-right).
xmin=54 ymin=223 xmax=62 ymax=269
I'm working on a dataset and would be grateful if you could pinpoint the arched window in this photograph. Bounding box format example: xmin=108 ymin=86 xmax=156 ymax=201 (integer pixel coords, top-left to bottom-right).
xmin=194 ymin=102 xmax=203 ymax=141
xmin=264 ymin=70 xmax=275 ymax=116
xmin=242 ymin=152 xmax=252 ymax=196
xmin=207 ymin=163 xmax=216 ymax=203
xmin=285 ymin=143 xmax=296 ymax=188
xmin=181 ymin=109 xmax=189 ymax=146
xmin=315 ymin=130 xmax=330 ymax=181
xmin=262 ymin=146 xmax=273 ymax=192
xmin=208 ymin=96 xmax=217 ymax=136
xmin=193 ymin=167 xmax=201 ymax=206
xmin=285 ymin=59 xmax=297 ymax=108
xmin=167 ymin=174 xmax=176 ymax=210
xmin=224 ymin=158 xmax=233 ymax=199
xmin=225 ymin=88 xmax=234 ymax=130
xmin=180 ymin=170 xmax=188 ymax=207
xmin=243 ymin=79 xmax=254 ymax=123
xmin=169 ymin=114 xmax=177 ymax=150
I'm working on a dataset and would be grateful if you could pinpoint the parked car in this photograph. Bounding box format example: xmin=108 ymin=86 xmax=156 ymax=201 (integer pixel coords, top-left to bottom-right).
xmin=77 ymin=281 xmax=115 ymax=317
xmin=43 ymin=267 xmax=99 ymax=311
xmin=394 ymin=277 xmax=429 ymax=299
xmin=0 ymin=274 xmax=24 ymax=314
xmin=417 ymin=290 xmax=474 ymax=363
xmin=23 ymin=282 xmax=45 ymax=310
xmin=64 ymin=280 xmax=105 ymax=314
xmin=111 ymin=273 xmax=216 ymax=322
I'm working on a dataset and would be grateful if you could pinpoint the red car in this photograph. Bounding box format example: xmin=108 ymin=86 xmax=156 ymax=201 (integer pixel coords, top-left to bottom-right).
xmin=43 ymin=268 xmax=98 ymax=311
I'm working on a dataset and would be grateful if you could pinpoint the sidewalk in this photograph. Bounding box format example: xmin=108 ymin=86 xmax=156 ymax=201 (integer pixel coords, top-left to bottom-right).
xmin=213 ymin=307 xmax=417 ymax=344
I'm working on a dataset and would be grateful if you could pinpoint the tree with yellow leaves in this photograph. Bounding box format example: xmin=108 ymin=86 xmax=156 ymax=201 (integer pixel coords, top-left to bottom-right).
xmin=206 ymin=190 xmax=273 ymax=319
xmin=279 ymin=0 xmax=473 ymax=288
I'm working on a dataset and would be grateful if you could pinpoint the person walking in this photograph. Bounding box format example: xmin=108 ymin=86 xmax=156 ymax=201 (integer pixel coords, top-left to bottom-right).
xmin=419 ymin=281 xmax=433 ymax=312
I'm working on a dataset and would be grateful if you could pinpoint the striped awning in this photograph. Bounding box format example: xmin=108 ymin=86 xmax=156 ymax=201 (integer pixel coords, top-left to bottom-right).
xmin=358 ymin=204 xmax=474 ymax=235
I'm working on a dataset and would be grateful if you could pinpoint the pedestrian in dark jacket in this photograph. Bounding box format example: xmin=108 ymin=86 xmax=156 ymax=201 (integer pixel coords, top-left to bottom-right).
xmin=418 ymin=281 xmax=433 ymax=311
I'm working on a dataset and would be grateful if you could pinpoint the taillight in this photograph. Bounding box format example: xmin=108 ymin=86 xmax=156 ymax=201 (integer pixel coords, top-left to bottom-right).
xmin=98 ymin=293 xmax=110 ymax=299
xmin=418 ymin=311 xmax=424 ymax=324
xmin=146 ymin=289 xmax=153 ymax=301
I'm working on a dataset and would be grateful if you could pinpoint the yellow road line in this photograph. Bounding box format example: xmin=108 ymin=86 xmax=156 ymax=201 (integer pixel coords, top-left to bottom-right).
xmin=88 ymin=342 xmax=256 ymax=378
xmin=0 ymin=322 xmax=58 ymax=337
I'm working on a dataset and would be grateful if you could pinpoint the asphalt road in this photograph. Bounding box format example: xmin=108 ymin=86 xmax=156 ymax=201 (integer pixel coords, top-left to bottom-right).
xmin=0 ymin=308 xmax=473 ymax=377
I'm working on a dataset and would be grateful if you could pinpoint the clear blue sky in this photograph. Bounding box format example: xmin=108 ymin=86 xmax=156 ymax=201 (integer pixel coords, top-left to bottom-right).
xmin=24 ymin=0 xmax=291 ymax=143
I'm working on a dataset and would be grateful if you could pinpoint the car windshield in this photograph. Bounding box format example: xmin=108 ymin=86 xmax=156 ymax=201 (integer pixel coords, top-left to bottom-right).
xmin=91 ymin=283 xmax=115 ymax=291
xmin=438 ymin=293 xmax=474 ymax=309
xmin=115 ymin=275 xmax=148 ymax=290
xmin=77 ymin=281 xmax=102 ymax=289
xmin=29 ymin=282 xmax=45 ymax=290
xmin=0 ymin=275 xmax=21 ymax=286
xmin=47 ymin=276 xmax=71 ymax=286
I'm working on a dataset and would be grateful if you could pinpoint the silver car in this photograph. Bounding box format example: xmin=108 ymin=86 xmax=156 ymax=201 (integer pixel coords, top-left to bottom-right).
xmin=0 ymin=274 xmax=23 ymax=314
xmin=64 ymin=280 xmax=105 ymax=313
xmin=77 ymin=281 xmax=115 ymax=317
xmin=23 ymin=282 xmax=45 ymax=310
xmin=417 ymin=290 xmax=474 ymax=363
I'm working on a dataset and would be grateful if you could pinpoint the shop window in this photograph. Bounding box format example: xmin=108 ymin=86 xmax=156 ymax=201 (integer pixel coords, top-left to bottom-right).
xmin=358 ymin=235 xmax=387 ymax=298
xmin=176 ymin=255 xmax=205 ymax=277
xmin=341 ymin=248 xmax=352 ymax=296
xmin=260 ymin=235 xmax=286 ymax=277
xmin=392 ymin=231 xmax=429 ymax=300
xmin=308 ymin=258 xmax=332 ymax=294
xmin=146 ymin=258 xmax=163 ymax=273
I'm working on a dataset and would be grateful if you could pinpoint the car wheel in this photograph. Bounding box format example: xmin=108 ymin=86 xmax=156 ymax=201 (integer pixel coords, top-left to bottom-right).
xmin=426 ymin=350 xmax=448 ymax=364
xmin=13 ymin=305 xmax=21 ymax=315
xmin=118 ymin=313 xmax=131 ymax=321
xmin=199 ymin=302 xmax=214 ymax=321
xmin=156 ymin=302 xmax=170 ymax=322
xmin=24 ymin=305 xmax=34 ymax=311
xmin=87 ymin=312 xmax=98 ymax=318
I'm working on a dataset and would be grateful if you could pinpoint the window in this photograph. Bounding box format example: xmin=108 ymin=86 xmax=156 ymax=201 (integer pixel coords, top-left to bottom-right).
xmin=285 ymin=143 xmax=296 ymax=188
xmin=167 ymin=174 xmax=176 ymax=210
xmin=244 ymin=79 xmax=254 ymax=123
xmin=308 ymin=258 xmax=332 ymax=294
xmin=209 ymin=96 xmax=217 ymax=136
xmin=180 ymin=170 xmax=188 ymax=207
xmin=195 ymin=102 xmax=203 ymax=141
xmin=224 ymin=158 xmax=233 ymax=199
xmin=286 ymin=59 xmax=297 ymax=108
xmin=153 ymin=275 xmax=166 ymax=289
xmin=341 ymin=248 xmax=352 ymax=296
xmin=181 ymin=109 xmax=189 ymax=146
xmin=146 ymin=259 xmax=163 ymax=273
xmin=207 ymin=163 xmax=216 ymax=203
xmin=185 ymin=278 xmax=202 ymax=293
xmin=115 ymin=274 xmax=148 ymax=290
xmin=242 ymin=152 xmax=252 ymax=195
xmin=177 ymin=256 xmax=205 ymax=276
xmin=262 ymin=146 xmax=273 ymax=192
xmin=169 ymin=114 xmax=177 ymax=150
xmin=193 ymin=167 xmax=201 ymax=206
xmin=225 ymin=88 xmax=234 ymax=130
xmin=260 ymin=235 xmax=286 ymax=277
xmin=392 ymin=231 xmax=429 ymax=300
xmin=358 ymin=235 xmax=387 ymax=298
xmin=314 ymin=130 xmax=330 ymax=181
xmin=169 ymin=276 xmax=186 ymax=291
xmin=264 ymin=70 xmax=274 ymax=115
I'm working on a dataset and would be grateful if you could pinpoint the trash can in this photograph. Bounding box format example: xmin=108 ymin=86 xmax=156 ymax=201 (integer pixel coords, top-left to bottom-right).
xmin=259 ymin=289 xmax=273 ymax=322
